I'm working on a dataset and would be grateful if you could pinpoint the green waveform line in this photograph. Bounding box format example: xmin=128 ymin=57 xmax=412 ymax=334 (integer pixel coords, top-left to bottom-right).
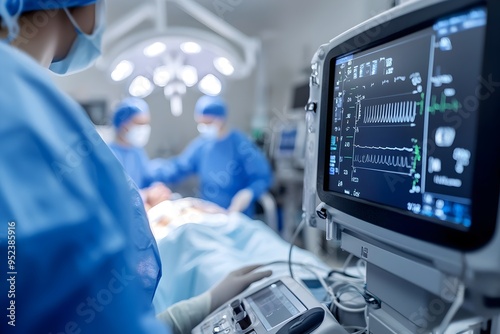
xmin=428 ymin=93 xmax=462 ymax=114
xmin=412 ymin=143 xmax=421 ymax=187
xmin=416 ymin=92 xmax=425 ymax=115
xmin=412 ymin=144 xmax=421 ymax=170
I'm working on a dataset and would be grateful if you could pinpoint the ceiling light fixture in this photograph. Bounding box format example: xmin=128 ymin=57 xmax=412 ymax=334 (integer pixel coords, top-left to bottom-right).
xmin=129 ymin=76 xmax=154 ymax=98
xmin=111 ymin=60 xmax=134 ymax=82
xmin=180 ymin=41 xmax=202 ymax=54
xmin=102 ymin=0 xmax=259 ymax=117
xmin=213 ymin=57 xmax=234 ymax=76
xmin=199 ymin=74 xmax=222 ymax=96
xmin=164 ymin=81 xmax=187 ymax=117
xmin=179 ymin=65 xmax=198 ymax=87
xmin=144 ymin=42 xmax=167 ymax=57
xmin=153 ymin=65 xmax=172 ymax=87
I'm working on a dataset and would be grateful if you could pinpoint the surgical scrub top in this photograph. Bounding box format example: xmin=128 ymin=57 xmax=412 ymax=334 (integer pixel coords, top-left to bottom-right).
xmin=109 ymin=142 xmax=154 ymax=189
xmin=152 ymin=130 xmax=273 ymax=217
xmin=0 ymin=41 xmax=169 ymax=333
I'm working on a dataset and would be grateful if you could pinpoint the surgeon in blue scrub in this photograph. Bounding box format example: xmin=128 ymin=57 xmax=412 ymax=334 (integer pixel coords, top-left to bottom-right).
xmin=156 ymin=95 xmax=273 ymax=217
xmin=0 ymin=1 xmax=270 ymax=334
xmin=109 ymin=97 xmax=172 ymax=209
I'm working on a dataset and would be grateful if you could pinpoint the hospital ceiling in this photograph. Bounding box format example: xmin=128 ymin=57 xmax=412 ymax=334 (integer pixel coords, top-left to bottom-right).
xmin=98 ymin=0 xmax=365 ymax=105
xmin=101 ymin=0 xmax=323 ymax=73
xmin=105 ymin=0 xmax=302 ymax=40
xmin=102 ymin=0 xmax=396 ymax=72
xmin=99 ymin=0 xmax=304 ymax=106
xmin=54 ymin=0 xmax=395 ymax=109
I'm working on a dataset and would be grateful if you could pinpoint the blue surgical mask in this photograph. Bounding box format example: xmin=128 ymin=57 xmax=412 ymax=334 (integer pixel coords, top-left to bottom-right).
xmin=49 ymin=1 xmax=106 ymax=75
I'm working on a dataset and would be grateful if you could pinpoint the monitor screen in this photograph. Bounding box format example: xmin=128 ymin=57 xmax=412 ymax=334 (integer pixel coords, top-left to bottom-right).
xmin=315 ymin=0 xmax=500 ymax=251
xmin=246 ymin=281 xmax=306 ymax=331
xmin=80 ymin=100 xmax=109 ymax=126
xmin=277 ymin=127 xmax=298 ymax=158
xmin=326 ymin=6 xmax=486 ymax=231
xmin=292 ymin=82 xmax=310 ymax=110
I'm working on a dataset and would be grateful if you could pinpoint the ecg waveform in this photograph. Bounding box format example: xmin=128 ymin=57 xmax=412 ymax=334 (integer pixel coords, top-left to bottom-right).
xmin=354 ymin=145 xmax=413 ymax=152
xmin=351 ymin=142 xmax=421 ymax=176
xmin=363 ymin=101 xmax=417 ymax=124
xmin=354 ymin=153 xmax=413 ymax=169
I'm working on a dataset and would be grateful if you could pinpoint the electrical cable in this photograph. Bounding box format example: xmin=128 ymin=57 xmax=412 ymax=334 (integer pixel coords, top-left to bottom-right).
xmin=265 ymin=248 xmax=373 ymax=331
xmin=332 ymin=297 xmax=367 ymax=313
xmin=288 ymin=217 xmax=307 ymax=279
xmin=262 ymin=260 xmax=334 ymax=300
xmin=342 ymin=254 xmax=354 ymax=272
xmin=433 ymin=282 xmax=465 ymax=334
xmin=356 ymin=259 xmax=366 ymax=277
xmin=343 ymin=325 xmax=367 ymax=334
xmin=263 ymin=260 xmax=331 ymax=275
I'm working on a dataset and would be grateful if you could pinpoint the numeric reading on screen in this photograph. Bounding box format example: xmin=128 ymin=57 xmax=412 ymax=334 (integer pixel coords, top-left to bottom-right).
xmin=328 ymin=7 xmax=486 ymax=229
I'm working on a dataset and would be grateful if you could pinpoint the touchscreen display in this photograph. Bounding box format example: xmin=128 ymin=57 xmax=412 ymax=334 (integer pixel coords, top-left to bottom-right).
xmin=327 ymin=7 xmax=486 ymax=229
xmin=246 ymin=281 xmax=307 ymax=330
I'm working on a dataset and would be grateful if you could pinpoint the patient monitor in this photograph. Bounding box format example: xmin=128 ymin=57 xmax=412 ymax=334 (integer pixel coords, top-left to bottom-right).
xmin=307 ymin=0 xmax=500 ymax=332
xmin=192 ymin=276 xmax=347 ymax=334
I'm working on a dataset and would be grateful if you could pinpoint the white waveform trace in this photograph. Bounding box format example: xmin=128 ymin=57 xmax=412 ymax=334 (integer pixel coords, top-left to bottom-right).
xmin=363 ymin=101 xmax=416 ymax=124
xmin=354 ymin=145 xmax=413 ymax=152
xmin=354 ymin=153 xmax=413 ymax=169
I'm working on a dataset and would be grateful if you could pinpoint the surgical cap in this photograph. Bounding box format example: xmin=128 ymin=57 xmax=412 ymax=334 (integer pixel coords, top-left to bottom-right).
xmin=29 ymin=0 xmax=97 ymax=12
xmin=0 ymin=0 xmax=98 ymax=41
xmin=194 ymin=95 xmax=227 ymax=119
xmin=113 ymin=97 xmax=150 ymax=129
xmin=4 ymin=0 xmax=97 ymax=13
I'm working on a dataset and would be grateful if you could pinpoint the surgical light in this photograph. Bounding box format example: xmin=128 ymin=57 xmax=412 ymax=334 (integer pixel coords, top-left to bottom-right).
xmin=153 ymin=65 xmax=172 ymax=87
xmin=179 ymin=65 xmax=198 ymax=87
xmin=129 ymin=76 xmax=154 ymax=98
xmin=199 ymin=74 xmax=222 ymax=96
xmin=164 ymin=81 xmax=187 ymax=117
xmin=111 ymin=60 xmax=134 ymax=82
xmin=144 ymin=42 xmax=167 ymax=57
xmin=106 ymin=26 xmax=251 ymax=105
xmin=170 ymin=94 xmax=183 ymax=117
xmin=102 ymin=4 xmax=257 ymax=113
xmin=214 ymin=57 xmax=234 ymax=76
xmin=180 ymin=41 xmax=202 ymax=54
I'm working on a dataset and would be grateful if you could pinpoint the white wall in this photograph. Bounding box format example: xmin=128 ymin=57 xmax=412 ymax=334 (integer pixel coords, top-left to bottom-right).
xmin=53 ymin=1 xmax=394 ymax=158
xmin=263 ymin=0 xmax=394 ymax=118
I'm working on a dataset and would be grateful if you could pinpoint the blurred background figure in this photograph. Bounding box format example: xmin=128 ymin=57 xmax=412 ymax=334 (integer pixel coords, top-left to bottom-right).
xmin=153 ymin=95 xmax=273 ymax=217
xmin=109 ymin=97 xmax=172 ymax=209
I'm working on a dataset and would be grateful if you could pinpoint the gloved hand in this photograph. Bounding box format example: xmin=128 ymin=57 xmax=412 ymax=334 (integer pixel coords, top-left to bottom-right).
xmin=228 ymin=188 xmax=254 ymax=213
xmin=209 ymin=264 xmax=272 ymax=312
xmin=143 ymin=183 xmax=172 ymax=210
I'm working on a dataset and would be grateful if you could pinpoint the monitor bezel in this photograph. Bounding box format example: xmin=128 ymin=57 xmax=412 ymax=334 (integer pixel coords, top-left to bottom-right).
xmin=317 ymin=0 xmax=500 ymax=251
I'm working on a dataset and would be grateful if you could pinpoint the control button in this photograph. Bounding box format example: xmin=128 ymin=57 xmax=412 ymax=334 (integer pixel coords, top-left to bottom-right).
xmin=214 ymin=326 xmax=230 ymax=334
xmin=306 ymin=102 xmax=317 ymax=112
xmin=237 ymin=313 xmax=252 ymax=331
xmin=230 ymin=299 xmax=245 ymax=315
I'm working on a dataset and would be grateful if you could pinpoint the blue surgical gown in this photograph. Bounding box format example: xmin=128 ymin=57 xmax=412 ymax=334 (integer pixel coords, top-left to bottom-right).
xmin=109 ymin=142 xmax=155 ymax=189
xmin=0 ymin=41 xmax=169 ymax=333
xmin=151 ymin=130 xmax=273 ymax=217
